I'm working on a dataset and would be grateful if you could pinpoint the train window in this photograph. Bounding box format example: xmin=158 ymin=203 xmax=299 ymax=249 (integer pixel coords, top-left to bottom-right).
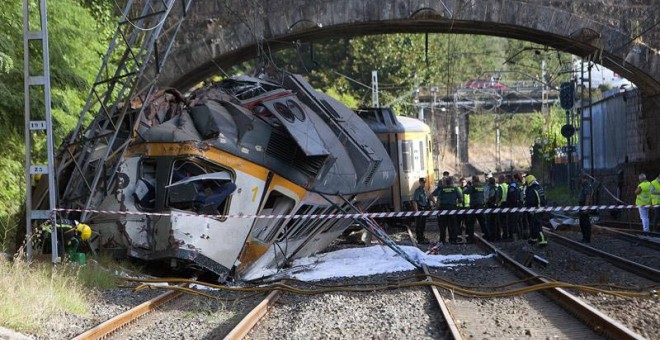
xmin=419 ymin=141 xmax=425 ymax=171
xmin=401 ymin=140 xmax=413 ymax=173
xmin=166 ymin=159 xmax=236 ymax=216
xmin=135 ymin=159 xmax=157 ymax=210
xmin=252 ymin=190 xmax=295 ymax=242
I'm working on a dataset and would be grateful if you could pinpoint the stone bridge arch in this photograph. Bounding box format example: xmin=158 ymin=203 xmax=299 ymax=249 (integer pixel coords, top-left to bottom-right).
xmin=157 ymin=0 xmax=660 ymax=180
xmin=161 ymin=0 xmax=659 ymax=97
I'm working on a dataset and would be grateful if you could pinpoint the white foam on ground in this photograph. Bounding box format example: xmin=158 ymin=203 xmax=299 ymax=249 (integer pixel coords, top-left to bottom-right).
xmin=288 ymin=245 xmax=493 ymax=281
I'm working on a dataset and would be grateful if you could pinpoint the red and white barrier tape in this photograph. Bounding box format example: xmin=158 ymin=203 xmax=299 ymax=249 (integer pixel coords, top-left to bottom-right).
xmin=52 ymin=204 xmax=659 ymax=220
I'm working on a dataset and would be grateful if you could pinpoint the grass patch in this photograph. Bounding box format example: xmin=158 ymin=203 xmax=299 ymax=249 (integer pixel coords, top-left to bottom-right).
xmin=0 ymin=256 xmax=92 ymax=333
xmin=0 ymin=251 xmax=123 ymax=334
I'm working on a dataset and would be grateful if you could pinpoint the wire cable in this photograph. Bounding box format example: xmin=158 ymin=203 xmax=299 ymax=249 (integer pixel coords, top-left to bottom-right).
xmin=121 ymin=274 xmax=656 ymax=301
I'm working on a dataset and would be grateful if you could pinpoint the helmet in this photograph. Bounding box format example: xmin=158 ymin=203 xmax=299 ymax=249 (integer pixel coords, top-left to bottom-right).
xmin=525 ymin=174 xmax=537 ymax=185
xmin=76 ymin=223 xmax=92 ymax=241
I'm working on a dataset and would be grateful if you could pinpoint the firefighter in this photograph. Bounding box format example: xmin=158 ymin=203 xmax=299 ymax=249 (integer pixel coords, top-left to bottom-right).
xmin=524 ymin=174 xmax=547 ymax=246
xmin=464 ymin=175 xmax=486 ymax=243
xmin=432 ymin=177 xmax=463 ymax=244
xmin=42 ymin=220 xmax=93 ymax=260
xmin=517 ymin=173 xmax=530 ymax=239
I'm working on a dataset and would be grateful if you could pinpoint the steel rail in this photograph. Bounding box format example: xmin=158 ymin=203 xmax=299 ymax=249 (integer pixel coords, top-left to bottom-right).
xmin=223 ymin=287 xmax=282 ymax=340
xmin=474 ymin=234 xmax=645 ymax=340
xmin=72 ymin=290 xmax=182 ymax=340
xmin=543 ymin=227 xmax=660 ymax=282
xmin=405 ymin=226 xmax=463 ymax=340
xmin=598 ymin=220 xmax=660 ymax=238
xmin=550 ymin=223 xmax=660 ymax=251
xmin=593 ymin=224 xmax=660 ymax=251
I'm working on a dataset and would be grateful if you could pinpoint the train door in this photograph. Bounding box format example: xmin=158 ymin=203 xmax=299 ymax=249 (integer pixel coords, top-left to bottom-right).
xmin=251 ymin=190 xmax=295 ymax=242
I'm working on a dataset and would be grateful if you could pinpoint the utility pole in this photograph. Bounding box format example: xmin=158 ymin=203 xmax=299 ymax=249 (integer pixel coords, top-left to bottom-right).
xmin=371 ymin=70 xmax=379 ymax=108
xmin=24 ymin=0 xmax=58 ymax=262
xmin=541 ymin=60 xmax=548 ymax=116
xmin=496 ymin=119 xmax=501 ymax=171
xmin=455 ymin=93 xmax=460 ymax=175
xmin=588 ymin=62 xmax=594 ymax=176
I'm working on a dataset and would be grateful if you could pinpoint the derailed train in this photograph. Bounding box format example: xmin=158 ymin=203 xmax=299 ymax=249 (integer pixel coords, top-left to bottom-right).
xmin=59 ymin=74 xmax=434 ymax=281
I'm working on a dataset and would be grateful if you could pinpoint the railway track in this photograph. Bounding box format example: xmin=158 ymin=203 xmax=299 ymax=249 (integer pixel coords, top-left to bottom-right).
xmin=403 ymin=226 xmax=465 ymax=339
xmin=598 ymin=219 xmax=660 ymax=238
xmin=73 ymin=290 xmax=183 ymax=340
xmin=241 ymin=234 xmax=457 ymax=339
xmin=474 ymin=234 xmax=645 ymax=339
xmin=554 ymin=222 xmax=660 ymax=250
xmin=543 ymin=226 xmax=660 ymax=282
xmin=72 ymin=222 xmax=655 ymax=340
xmin=72 ymin=281 xmax=267 ymax=339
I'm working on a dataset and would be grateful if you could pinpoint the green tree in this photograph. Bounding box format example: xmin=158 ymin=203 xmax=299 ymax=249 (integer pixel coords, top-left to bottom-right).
xmin=0 ymin=0 xmax=110 ymax=250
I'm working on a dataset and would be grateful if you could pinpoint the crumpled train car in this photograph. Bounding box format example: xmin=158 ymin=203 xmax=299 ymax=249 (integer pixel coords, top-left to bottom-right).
xmin=88 ymin=74 xmax=396 ymax=281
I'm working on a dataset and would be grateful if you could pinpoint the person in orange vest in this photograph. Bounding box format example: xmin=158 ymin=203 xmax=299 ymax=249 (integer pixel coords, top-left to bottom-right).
xmin=650 ymin=173 xmax=660 ymax=232
xmin=635 ymin=173 xmax=652 ymax=232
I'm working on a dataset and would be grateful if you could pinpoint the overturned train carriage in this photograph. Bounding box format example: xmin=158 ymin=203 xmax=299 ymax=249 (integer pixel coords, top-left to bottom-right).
xmin=81 ymin=74 xmax=395 ymax=281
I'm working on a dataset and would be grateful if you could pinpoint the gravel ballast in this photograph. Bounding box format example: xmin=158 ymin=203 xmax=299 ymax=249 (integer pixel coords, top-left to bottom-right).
xmin=429 ymin=244 xmax=602 ymax=339
xmin=496 ymin=238 xmax=659 ymax=339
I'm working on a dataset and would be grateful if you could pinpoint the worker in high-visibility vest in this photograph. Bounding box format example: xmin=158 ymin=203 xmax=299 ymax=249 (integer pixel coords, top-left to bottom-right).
xmin=497 ymin=175 xmax=510 ymax=240
xmin=634 ymin=173 xmax=652 ymax=232
xmin=650 ymin=173 xmax=660 ymax=232
xmin=458 ymin=177 xmax=471 ymax=243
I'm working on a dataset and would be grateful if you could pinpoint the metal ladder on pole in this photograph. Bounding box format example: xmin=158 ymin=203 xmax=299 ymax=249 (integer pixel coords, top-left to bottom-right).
xmin=50 ymin=0 xmax=193 ymax=223
xmin=23 ymin=0 xmax=58 ymax=262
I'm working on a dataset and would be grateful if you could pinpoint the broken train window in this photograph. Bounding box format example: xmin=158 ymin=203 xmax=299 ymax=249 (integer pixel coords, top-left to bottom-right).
xmin=135 ymin=159 xmax=157 ymax=210
xmin=167 ymin=159 xmax=236 ymax=215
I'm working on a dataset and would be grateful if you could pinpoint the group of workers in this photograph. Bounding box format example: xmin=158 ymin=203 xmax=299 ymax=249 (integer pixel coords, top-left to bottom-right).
xmin=412 ymin=171 xmax=548 ymax=246
xmin=636 ymin=173 xmax=660 ymax=232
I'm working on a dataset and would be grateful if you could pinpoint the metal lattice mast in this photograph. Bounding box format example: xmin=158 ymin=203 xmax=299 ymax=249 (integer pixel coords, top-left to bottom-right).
xmin=24 ymin=0 xmax=58 ymax=262
xmin=54 ymin=0 xmax=194 ymax=222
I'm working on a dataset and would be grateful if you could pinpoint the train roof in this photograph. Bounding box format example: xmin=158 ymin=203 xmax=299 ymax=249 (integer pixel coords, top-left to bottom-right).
xmin=356 ymin=108 xmax=430 ymax=134
xmin=396 ymin=115 xmax=431 ymax=133
xmin=135 ymin=74 xmax=396 ymax=195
